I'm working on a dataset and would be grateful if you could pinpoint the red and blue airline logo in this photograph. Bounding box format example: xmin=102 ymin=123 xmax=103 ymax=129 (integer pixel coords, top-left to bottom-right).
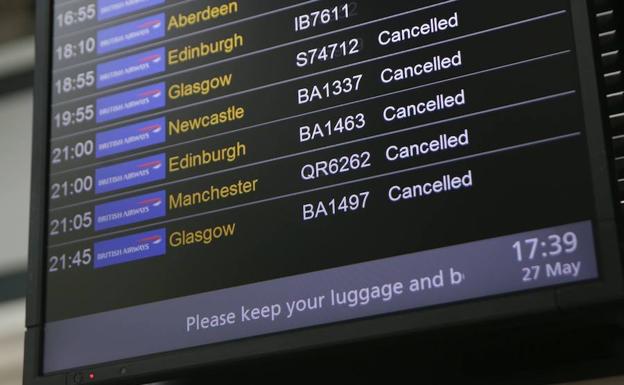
xmin=98 ymin=0 xmax=165 ymax=22
xmin=95 ymin=190 xmax=166 ymax=231
xmin=96 ymin=117 xmax=166 ymax=158
xmin=95 ymin=153 xmax=166 ymax=194
xmin=97 ymin=13 xmax=165 ymax=55
xmin=94 ymin=228 xmax=166 ymax=268
xmin=97 ymin=48 xmax=166 ymax=89
xmin=96 ymin=82 xmax=165 ymax=123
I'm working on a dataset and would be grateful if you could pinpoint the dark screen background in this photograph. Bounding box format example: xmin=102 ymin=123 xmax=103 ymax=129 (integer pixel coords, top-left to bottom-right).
xmin=45 ymin=0 xmax=597 ymax=322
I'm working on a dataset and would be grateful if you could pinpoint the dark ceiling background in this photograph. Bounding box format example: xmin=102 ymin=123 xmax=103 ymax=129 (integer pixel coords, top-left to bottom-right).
xmin=0 ymin=0 xmax=34 ymax=45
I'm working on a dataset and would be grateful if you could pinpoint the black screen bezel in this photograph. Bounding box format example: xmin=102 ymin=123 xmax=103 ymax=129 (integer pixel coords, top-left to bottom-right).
xmin=24 ymin=1 xmax=624 ymax=384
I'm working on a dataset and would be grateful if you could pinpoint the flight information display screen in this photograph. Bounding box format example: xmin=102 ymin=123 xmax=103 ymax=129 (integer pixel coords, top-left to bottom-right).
xmin=43 ymin=0 xmax=603 ymax=374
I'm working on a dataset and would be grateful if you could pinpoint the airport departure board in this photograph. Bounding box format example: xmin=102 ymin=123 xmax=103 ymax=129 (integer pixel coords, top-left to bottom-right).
xmin=42 ymin=0 xmax=605 ymax=375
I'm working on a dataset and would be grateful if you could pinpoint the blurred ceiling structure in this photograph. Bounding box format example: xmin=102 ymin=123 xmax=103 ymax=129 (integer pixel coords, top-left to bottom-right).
xmin=0 ymin=27 xmax=34 ymax=385
xmin=0 ymin=0 xmax=34 ymax=46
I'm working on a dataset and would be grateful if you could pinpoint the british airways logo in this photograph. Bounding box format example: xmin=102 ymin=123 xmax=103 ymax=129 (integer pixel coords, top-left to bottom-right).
xmin=139 ymin=18 xmax=162 ymax=30
xmin=96 ymin=117 xmax=166 ymax=158
xmin=139 ymin=233 xmax=163 ymax=246
xmin=95 ymin=153 xmax=166 ymax=194
xmin=95 ymin=190 xmax=166 ymax=231
xmin=96 ymin=82 xmax=165 ymax=123
xmin=140 ymin=88 xmax=162 ymax=99
xmin=97 ymin=48 xmax=166 ymax=89
xmin=140 ymin=52 xmax=162 ymax=65
xmin=97 ymin=13 xmax=165 ymax=55
xmin=94 ymin=228 xmax=167 ymax=269
xmin=140 ymin=121 xmax=162 ymax=134
xmin=140 ymin=196 xmax=162 ymax=207
xmin=98 ymin=0 xmax=165 ymax=22
xmin=138 ymin=159 xmax=162 ymax=171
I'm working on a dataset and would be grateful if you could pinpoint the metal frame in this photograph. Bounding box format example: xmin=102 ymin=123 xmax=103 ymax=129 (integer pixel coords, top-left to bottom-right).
xmin=23 ymin=1 xmax=624 ymax=384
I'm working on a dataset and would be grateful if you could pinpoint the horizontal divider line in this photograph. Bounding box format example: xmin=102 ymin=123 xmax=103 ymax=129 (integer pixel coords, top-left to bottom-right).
xmin=50 ymin=8 xmax=567 ymax=142
xmin=53 ymin=0 xmax=321 ymax=74
xmin=52 ymin=0 xmax=459 ymax=106
xmin=49 ymin=49 xmax=572 ymax=177
xmin=47 ymin=131 xmax=581 ymax=249
xmin=48 ymin=89 xmax=577 ymax=213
